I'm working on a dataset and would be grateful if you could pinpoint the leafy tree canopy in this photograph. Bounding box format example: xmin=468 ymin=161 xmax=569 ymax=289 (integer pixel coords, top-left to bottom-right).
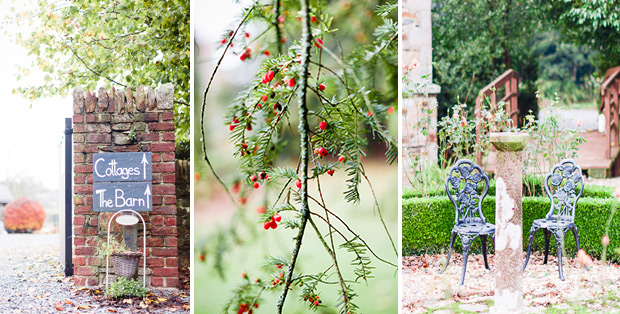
xmin=545 ymin=0 xmax=620 ymax=73
xmin=3 ymin=0 xmax=190 ymax=148
xmin=431 ymin=0 xmax=544 ymax=117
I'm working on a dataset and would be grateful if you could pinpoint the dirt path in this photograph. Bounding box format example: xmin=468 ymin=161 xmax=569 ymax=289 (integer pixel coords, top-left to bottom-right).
xmin=0 ymin=234 xmax=189 ymax=313
xmin=402 ymin=253 xmax=620 ymax=313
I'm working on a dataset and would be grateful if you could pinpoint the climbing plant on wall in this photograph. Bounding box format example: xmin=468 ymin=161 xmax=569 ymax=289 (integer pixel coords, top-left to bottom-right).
xmin=199 ymin=0 xmax=397 ymax=313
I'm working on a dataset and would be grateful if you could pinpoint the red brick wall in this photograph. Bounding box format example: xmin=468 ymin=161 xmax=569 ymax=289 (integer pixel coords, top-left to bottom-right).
xmin=72 ymin=84 xmax=178 ymax=289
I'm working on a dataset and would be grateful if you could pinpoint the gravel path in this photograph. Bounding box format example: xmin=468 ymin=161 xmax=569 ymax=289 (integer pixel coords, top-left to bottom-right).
xmin=0 ymin=234 xmax=189 ymax=313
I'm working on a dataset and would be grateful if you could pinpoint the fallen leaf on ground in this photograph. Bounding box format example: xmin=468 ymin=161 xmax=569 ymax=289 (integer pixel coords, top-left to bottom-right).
xmin=54 ymin=302 xmax=64 ymax=311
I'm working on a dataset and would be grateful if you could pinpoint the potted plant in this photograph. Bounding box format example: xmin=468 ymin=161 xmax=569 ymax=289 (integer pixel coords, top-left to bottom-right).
xmin=96 ymin=237 xmax=141 ymax=280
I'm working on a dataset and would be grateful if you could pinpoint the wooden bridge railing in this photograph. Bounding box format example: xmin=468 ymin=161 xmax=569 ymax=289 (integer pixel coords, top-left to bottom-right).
xmin=475 ymin=69 xmax=520 ymax=165
xmin=600 ymin=66 xmax=620 ymax=160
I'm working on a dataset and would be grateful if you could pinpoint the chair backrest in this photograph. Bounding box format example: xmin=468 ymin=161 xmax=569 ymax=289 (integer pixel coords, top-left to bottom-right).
xmin=543 ymin=159 xmax=584 ymax=221
xmin=446 ymin=159 xmax=490 ymax=225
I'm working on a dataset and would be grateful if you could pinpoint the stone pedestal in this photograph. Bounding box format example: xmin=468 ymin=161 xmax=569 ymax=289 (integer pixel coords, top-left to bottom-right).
xmin=490 ymin=132 xmax=528 ymax=313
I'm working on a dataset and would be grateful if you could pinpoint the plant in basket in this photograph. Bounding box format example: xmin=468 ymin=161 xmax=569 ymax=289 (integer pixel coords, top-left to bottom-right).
xmin=96 ymin=237 xmax=142 ymax=280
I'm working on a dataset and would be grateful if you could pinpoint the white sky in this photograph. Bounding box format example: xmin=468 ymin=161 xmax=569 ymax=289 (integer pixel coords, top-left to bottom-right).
xmin=0 ymin=1 xmax=72 ymax=191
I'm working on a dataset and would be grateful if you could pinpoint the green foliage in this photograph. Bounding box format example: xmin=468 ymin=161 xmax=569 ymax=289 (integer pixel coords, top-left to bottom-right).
xmin=532 ymin=31 xmax=598 ymax=106
xmin=105 ymin=276 xmax=148 ymax=299
xmin=545 ymin=0 xmax=620 ymax=73
xmin=437 ymin=100 xmax=515 ymax=168
xmin=403 ymin=176 xmax=615 ymax=199
xmin=95 ymin=237 xmax=130 ymax=260
xmin=202 ymin=1 xmax=397 ymax=313
xmin=402 ymin=196 xmax=620 ymax=262
xmin=521 ymin=94 xmax=586 ymax=177
xmin=431 ymin=0 xmax=543 ymax=116
xmin=4 ymin=0 xmax=190 ymax=144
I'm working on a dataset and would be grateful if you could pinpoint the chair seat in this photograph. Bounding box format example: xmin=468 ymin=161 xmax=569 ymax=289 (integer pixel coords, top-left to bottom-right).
xmin=532 ymin=216 xmax=574 ymax=229
xmin=453 ymin=222 xmax=495 ymax=236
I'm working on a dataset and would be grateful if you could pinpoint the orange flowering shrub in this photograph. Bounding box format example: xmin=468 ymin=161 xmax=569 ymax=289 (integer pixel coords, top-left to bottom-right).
xmin=4 ymin=197 xmax=45 ymax=233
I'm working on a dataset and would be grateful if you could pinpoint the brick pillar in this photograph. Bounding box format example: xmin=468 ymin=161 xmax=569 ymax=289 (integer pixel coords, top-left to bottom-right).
xmin=490 ymin=132 xmax=529 ymax=313
xmin=72 ymin=84 xmax=179 ymax=289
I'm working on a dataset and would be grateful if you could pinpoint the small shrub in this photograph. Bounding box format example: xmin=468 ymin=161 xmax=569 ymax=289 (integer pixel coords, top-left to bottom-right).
xmin=4 ymin=197 xmax=45 ymax=233
xmin=105 ymin=276 xmax=148 ymax=299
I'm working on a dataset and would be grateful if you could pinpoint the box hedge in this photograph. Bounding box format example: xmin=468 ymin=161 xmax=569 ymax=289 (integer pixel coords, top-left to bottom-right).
xmin=402 ymin=196 xmax=620 ymax=261
xmin=404 ymin=177 xmax=615 ymax=200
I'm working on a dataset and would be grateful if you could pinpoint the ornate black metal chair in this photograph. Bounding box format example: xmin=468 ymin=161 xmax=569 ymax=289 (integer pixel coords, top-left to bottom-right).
xmin=440 ymin=159 xmax=494 ymax=285
xmin=523 ymin=159 xmax=583 ymax=280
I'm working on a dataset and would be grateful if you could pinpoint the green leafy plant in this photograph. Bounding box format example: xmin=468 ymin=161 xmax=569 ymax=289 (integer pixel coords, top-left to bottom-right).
xmin=105 ymin=276 xmax=148 ymax=299
xmin=437 ymin=97 xmax=514 ymax=169
xmin=95 ymin=237 xmax=131 ymax=261
xmin=521 ymin=92 xmax=585 ymax=194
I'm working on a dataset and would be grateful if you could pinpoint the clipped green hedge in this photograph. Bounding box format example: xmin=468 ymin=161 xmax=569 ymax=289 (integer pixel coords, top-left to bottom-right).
xmin=402 ymin=196 xmax=620 ymax=261
xmin=404 ymin=178 xmax=615 ymax=200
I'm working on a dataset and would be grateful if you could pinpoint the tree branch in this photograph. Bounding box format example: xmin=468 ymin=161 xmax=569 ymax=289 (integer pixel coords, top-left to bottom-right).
xmin=276 ymin=0 xmax=312 ymax=312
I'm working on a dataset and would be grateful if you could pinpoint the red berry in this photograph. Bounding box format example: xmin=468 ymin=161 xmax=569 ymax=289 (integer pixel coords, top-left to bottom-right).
xmin=273 ymin=214 xmax=281 ymax=222
xmin=296 ymin=179 xmax=302 ymax=189
xmin=327 ymin=169 xmax=335 ymax=176
xmin=311 ymin=16 xmax=318 ymax=23
xmin=281 ymin=37 xmax=286 ymax=43
xmin=314 ymin=300 xmax=319 ymax=306
xmin=319 ymin=83 xmax=326 ymax=91
xmin=278 ymin=15 xmax=285 ymax=23
xmin=245 ymin=32 xmax=250 ymax=38
xmin=229 ymin=124 xmax=236 ymax=131
xmin=250 ymin=175 xmax=257 ymax=182
xmin=270 ymin=220 xmax=278 ymax=229
xmin=259 ymin=172 xmax=267 ymax=180
xmin=256 ymin=104 xmax=262 ymax=109
xmin=338 ymin=156 xmax=345 ymax=163
xmin=388 ymin=106 xmax=395 ymax=114
xmin=253 ymin=182 xmax=260 ymax=189
xmin=319 ymin=121 xmax=327 ymax=130
xmin=317 ymin=147 xmax=329 ymax=157
xmin=262 ymin=95 xmax=269 ymax=102
xmin=314 ymin=38 xmax=323 ymax=48
xmin=254 ymin=303 xmax=259 ymax=308
xmin=288 ymin=78 xmax=296 ymax=87
xmin=228 ymin=31 xmax=234 ymax=37
xmin=264 ymin=221 xmax=271 ymax=230
xmin=220 ymin=39 xmax=227 ymax=45
xmin=263 ymin=50 xmax=270 ymax=56
xmin=246 ymin=124 xmax=252 ymax=131
xmin=314 ymin=148 xmax=320 ymax=155
xmin=199 ymin=254 xmax=205 ymax=262
xmin=367 ymin=111 xmax=373 ymax=117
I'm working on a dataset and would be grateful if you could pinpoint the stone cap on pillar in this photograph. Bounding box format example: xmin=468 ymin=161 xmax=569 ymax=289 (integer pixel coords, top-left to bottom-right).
xmin=490 ymin=132 xmax=529 ymax=152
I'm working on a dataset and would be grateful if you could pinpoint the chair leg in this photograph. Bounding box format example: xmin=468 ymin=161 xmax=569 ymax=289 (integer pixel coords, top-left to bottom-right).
xmin=440 ymin=231 xmax=457 ymax=274
xmin=543 ymin=229 xmax=551 ymax=264
xmin=570 ymin=225 xmax=580 ymax=252
xmin=552 ymin=231 xmax=566 ymax=281
xmin=459 ymin=235 xmax=474 ymax=285
xmin=481 ymin=235 xmax=489 ymax=270
xmin=523 ymin=225 xmax=539 ymax=271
